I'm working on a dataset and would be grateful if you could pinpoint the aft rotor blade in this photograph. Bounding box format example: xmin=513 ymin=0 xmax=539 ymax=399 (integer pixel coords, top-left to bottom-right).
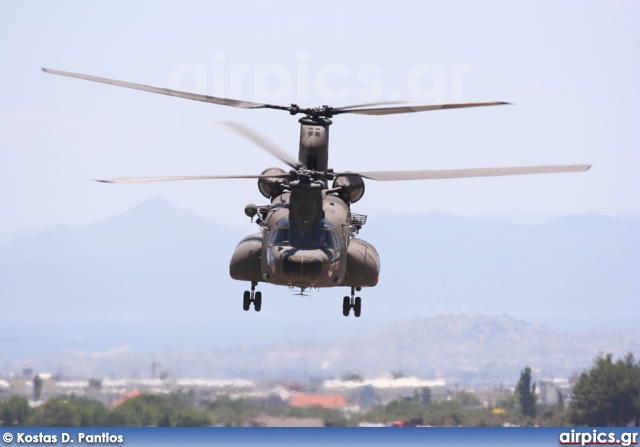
xmin=96 ymin=173 xmax=292 ymax=184
xmin=347 ymin=165 xmax=591 ymax=181
xmin=42 ymin=68 xmax=290 ymax=111
xmin=219 ymin=121 xmax=301 ymax=169
xmin=333 ymin=101 xmax=510 ymax=116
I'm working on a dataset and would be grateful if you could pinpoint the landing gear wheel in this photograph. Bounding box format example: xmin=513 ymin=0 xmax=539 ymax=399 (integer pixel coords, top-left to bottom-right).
xmin=342 ymin=296 xmax=350 ymax=317
xmin=254 ymin=291 xmax=262 ymax=312
xmin=341 ymin=287 xmax=363 ymax=317
xmin=354 ymin=297 xmax=362 ymax=318
xmin=242 ymin=291 xmax=251 ymax=311
xmin=243 ymin=282 xmax=262 ymax=312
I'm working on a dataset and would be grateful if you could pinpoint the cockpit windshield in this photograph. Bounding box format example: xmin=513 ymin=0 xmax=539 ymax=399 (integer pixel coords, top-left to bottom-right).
xmin=270 ymin=228 xmax=336 ymax=248
xmin=269 ymin=218 xmax=338 ymax=249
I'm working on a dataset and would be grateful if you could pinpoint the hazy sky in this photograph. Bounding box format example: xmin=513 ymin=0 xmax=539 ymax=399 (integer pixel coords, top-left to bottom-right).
xmin=1 ymin=1 xmax=638 ymax=233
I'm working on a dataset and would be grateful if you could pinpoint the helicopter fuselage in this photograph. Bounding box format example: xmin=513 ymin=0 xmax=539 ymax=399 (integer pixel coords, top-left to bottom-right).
xmin=230 ymin=115 xmax=379 ymax=292
xmin=229 ymin=191 xmax=380 ymax=289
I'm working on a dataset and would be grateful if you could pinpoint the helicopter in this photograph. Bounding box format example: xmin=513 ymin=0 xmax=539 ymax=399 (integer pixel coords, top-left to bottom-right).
xmin=42 ymin=68 xmax=591 ymax=317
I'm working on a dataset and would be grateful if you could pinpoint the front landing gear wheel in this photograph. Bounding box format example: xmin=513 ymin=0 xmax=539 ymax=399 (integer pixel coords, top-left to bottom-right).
xmin=242 ymin=282 xmax=262 ymax=312
xmin=342 ymin=296 xmax=350 ymax=317
xmin=341 ymin=287 xmax=363 ymax=317
xmin=354 ymin=297 xmax=362 ymax=318
xmin=242 ymin=291 xmax=251 ymax=311
xmin=254 ymin=291 xmax=262 ymax=312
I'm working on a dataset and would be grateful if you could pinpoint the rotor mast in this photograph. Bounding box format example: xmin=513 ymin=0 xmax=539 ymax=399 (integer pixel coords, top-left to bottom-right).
xmin=298 ymin=116 xmax=332 ymax=172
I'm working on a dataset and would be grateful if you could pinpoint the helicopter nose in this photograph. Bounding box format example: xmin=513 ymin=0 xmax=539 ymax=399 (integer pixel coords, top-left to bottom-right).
xmin=282 ymin=253 xmax=324 ymax=278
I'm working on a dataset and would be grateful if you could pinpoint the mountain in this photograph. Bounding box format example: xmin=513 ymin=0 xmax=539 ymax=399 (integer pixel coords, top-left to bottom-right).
xmin=366 ymin=211 xmax=639 ymax=330
xmin=0 ymin=199 xmax=638 ymax=364
xmin=0 ymin=197 xmax=220 ymax=262
xmin=1 ymin=315 xmax=638 ymax=386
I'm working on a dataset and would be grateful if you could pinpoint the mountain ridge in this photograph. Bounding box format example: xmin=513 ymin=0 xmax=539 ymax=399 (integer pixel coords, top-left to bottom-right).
xmin=0 ymin=197 xmax=224 ymax=262
xmin=1 ymin=314 xmax=638 ymax=385
xmin=0 ymin=198 xmax=637 ymax=366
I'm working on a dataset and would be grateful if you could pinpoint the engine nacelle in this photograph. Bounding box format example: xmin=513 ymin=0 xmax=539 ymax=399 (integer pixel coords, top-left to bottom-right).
xmin=258 ymin=167 xmax=287 ymax=198
xmin=332 ymin=174 xmax=365 ymax=203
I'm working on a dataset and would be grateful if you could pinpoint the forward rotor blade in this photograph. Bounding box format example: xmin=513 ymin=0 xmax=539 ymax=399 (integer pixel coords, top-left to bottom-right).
xmin=347 ymin=165 xmax=591 ymax=181
xmin=338 ymin=100 xmax=408 ymax=110
xmin=96 ymin=173 xmax=292 ymax=184
xmin=333 ymin=101 xmax=510 ymax=116
xmin=42 ymin=68 xmax=289 ymax=110
xmin=42 ymin=69 xmax=510 ymax=118
xmin=218 ymin=121 xmax=301 ymax=169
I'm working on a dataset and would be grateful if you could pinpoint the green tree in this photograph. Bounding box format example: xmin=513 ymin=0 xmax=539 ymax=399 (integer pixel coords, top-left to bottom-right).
xmin=207 ymin=396 xmax=261 ymax=426
xmin=568 ymin=352 xmax=640 ymax=426
xmin=422 ymin=401 xmax=466 ymax=426
xmin=33 ymin=375 xmax=43 ymax=401
xmin=109 ymin=395 xmax=157 ymax=427
xmin=31 ymin=396 xmax=79 ymax=426
xmin=516 ymin=366 xmax=537 ymax=419
xmin=28 ymin=396 xmax=110 ymax=426
xmin=170 ymin=407 xmax=211 ymax=427
xmin=111 ymin=392 xmax=210 ymax=427
xmin=384 ymin=399 xmax=419 ymax=421
xmin=1 ymin=396 xmax=31 ymax=426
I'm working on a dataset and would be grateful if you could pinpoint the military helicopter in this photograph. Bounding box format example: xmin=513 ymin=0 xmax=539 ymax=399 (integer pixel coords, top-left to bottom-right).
xmin=43 ymin=68 xmax=591 ymax=317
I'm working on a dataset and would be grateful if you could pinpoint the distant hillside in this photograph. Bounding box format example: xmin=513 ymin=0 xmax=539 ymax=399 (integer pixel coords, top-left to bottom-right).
xmin=1 ymin=315 xmax=638 ymax=386
xmin=194 ymin=314 xmax=640 ymax=384
xmin=324 ymin=314 xmax=640 ymax=383
xmin=0 ymin=198 xmax=637 ymax=365
xmin=366 ymin=211 xmax=639 ymax=329
xmin=0 ymin=197 xmax=221 ymax=262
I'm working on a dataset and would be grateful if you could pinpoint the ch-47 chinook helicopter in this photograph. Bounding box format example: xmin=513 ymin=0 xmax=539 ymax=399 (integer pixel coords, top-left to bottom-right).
xmin=43 ymin=68 xmax=591 ymax=318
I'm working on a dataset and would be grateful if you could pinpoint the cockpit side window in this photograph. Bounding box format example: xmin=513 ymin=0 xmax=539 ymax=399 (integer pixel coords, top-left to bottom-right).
xmin=275 ymin=228 xmax=290 ymax=244
xmin=269 ymin=228 xmax=288 ymax=245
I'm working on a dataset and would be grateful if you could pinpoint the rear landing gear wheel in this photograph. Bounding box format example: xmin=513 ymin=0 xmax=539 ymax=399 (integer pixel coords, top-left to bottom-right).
xmin=342 ymin=296 xmax=350 ymax=317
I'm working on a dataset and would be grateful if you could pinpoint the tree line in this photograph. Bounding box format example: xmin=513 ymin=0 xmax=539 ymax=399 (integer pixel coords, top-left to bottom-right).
xmin=2 ymin=352 xmax=638 ymax=427
xmin=0 ymin=392 xmax=346 ymax=427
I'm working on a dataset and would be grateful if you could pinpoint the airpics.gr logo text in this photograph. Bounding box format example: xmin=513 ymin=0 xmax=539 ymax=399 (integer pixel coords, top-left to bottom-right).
xmin=559 ymin=429 xmax=638 ymax=447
